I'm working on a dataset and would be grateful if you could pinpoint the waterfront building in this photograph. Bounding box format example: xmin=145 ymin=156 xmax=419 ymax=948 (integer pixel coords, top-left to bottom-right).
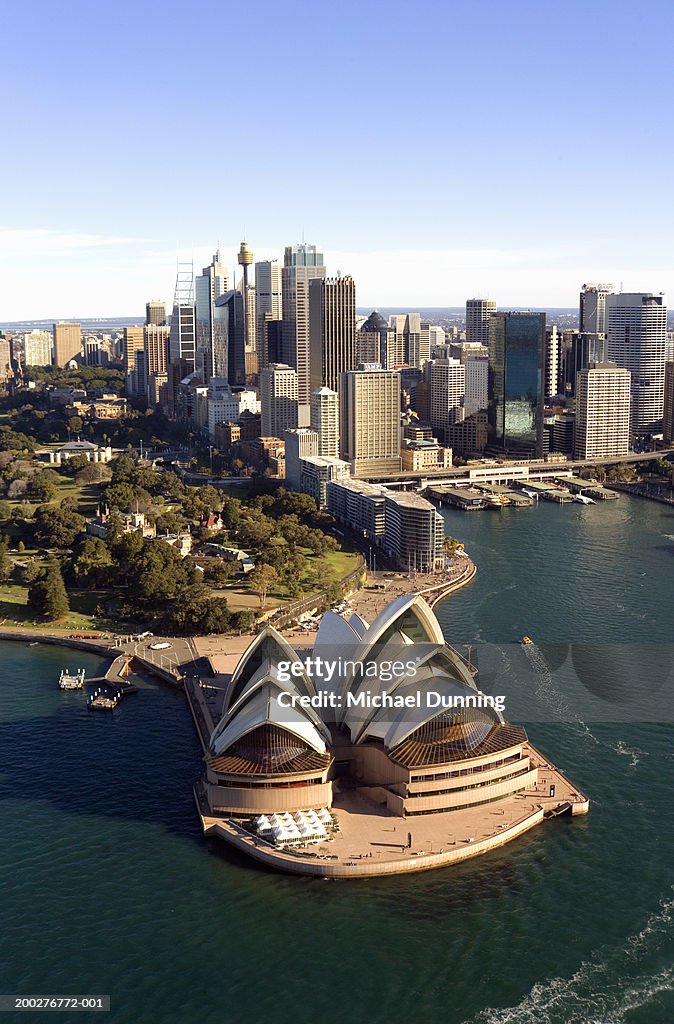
xmin=146 ymin=300 xmax=166 ymax=326
xmin=53 ymin=322 xmax=82 ymax=367
xmin=574 ymin=362 xmax=631 ymax=460
xmin=663 ymin=362 xmax=674 ymax=445
xmin=326 ymin=479 xmax=444 ymax=570
xmin=339 ymin=367 xmax=402 ymax=476
xmin=606 ymin=292 xmax=667 ymax=436
xmin=299 ymin=454 xmax=350 ymax=508
xmin=282 ymin=243 xmax=326 ymax=409
xmin=309 ymin=276 xmax=356 ymax=394
xmin=430 ymin=358 xmax=465 ymax=443
xmin=310 ymin=386 xmax=340 ymax=458
xmin=580 ymin=283 xmax=613 ymax=335
xmin=466 ymin=298 xmax=496 ymax=345
xmin=255 ymin=260 xmax=282 ymax=371
xmin=200 ymin=594 xmax=546 ymax=831
xmin=400 ymin=438 xmax=452 ymax=472
xmin=488 ymin=312 xmax=545 ymax=457
xmin=24 ymin=330 xmax=53 ymax=366
xmin=260 ymin=363 xmax=298 ymax=438
xmin=195 ymin=250 xmax=229 ymax=381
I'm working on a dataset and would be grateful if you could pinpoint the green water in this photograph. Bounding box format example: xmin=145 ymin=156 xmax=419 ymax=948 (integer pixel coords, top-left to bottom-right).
xmin=1 ymin=495 xmax=673 ymax=1024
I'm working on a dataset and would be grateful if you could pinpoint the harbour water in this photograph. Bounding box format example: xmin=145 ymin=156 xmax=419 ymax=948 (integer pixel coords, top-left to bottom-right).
xmin=1 ymin=495 xmax=674 ymax=1023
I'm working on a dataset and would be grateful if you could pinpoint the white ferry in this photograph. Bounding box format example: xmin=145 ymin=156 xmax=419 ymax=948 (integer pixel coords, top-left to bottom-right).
xmin=58 ymin=668 xmax=86 ymax=690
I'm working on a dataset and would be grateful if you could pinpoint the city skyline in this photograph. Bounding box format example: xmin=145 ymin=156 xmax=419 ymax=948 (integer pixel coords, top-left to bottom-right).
xmin=3 ymin=1 xmax=674 ymax=318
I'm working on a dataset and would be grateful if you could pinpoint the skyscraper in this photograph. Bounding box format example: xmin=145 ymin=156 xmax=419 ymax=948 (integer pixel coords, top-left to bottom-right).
xmin=466 ymin=299 xmax=497 ymax=345
xmin=559 ymin=330 xmax=607 ymax=398
xmin=309 ymin=276 xmax=356 ymax=393
xmin=124 ymin=327 xmax=145 ymax=396
xmin=146 ymin=301 xmax=166 ymax=326
xmin=195 ymin=251 xmax=229 ymax=380
xmin=260 ymin=363 xmax=298 ymax=438
xmin=255 ymin=260 xmax=282 ymax=371
xmin=580 ymin=283 xmax=613 ymax=335
xmin=53 ymin=322 xmax=82 ymax=367
xmin=340 ymin=367 xmax=402 ymax=476
xmin=213 ymin=290 xmax=245 ymax=386
xmin=169 ymin=264 xmax=196 ymax=371
xmin=388 ymin=314 xmax=422 ymax=367
xmin=488 ymin=312 xmax=545 ymax=457
xmin=282 ymin=243 xmax=326 ymax=408
xmin=664 ymin=362 xmax=674 ymax=445
xmin=144 ymin=324 xmax=170 ymax=376
xmin=545 ymin=324 xmax=560 ymax=399
xmin=606 ymin=292 xmax=667 ymax=436
xmin=357 ymin=311 xmax=392 ymax=366
xmin=24 ymin=330 xmax=52 ymax=366
xmin=429 ymin=359 xmax=466 ymax=442
xmin=310 ymin=386 xmax=340 ymax=458
xmin=574 ymin=362 xmax=631 ymax=460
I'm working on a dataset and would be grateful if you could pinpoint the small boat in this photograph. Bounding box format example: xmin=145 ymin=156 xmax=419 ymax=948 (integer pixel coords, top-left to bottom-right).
xmin=521 ymin=636 xmax=533 ymax=646
xmin=574 ymin=494 xmax=596 ymax=505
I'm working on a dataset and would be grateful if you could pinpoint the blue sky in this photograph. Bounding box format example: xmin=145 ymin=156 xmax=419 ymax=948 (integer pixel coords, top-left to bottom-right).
xmin=2 ymin=0 xmax=673 ymax=318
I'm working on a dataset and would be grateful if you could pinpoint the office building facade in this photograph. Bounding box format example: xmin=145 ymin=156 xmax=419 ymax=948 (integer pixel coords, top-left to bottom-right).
xmin=466 ymin=299 xmax=497 ymax=345
xmin=606 ymin=292 xmax=667 ymax=436
xmin=282 ymin=243 xmax=326 ymax=408
xmin=53 ymin=322 xmax=82 ymax=367
xmin=309 ymin=276 xmax=356 ymax=394
xmin=488 ymin=312 xmax=545 ymax=457
xmin=574 ymin=362 xmax=631 ymax=460
xmin=260 ymin=364 xmax=298 ymax=438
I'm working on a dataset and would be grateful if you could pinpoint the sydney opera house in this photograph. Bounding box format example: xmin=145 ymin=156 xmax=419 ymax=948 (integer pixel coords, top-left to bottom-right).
xmin=191 ymin=595 xmax=588 ymax=877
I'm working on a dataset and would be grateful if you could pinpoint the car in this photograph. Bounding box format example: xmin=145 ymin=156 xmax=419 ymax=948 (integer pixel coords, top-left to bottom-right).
xmin=149 ymin=641 xmax=172 ymax=650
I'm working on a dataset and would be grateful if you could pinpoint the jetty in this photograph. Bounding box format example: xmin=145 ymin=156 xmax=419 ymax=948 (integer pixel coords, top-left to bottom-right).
xmin=58 ymin=668 xmax=86 ymax=690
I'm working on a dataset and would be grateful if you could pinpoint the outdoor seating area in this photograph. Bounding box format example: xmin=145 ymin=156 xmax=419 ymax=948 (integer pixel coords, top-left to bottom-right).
xmin=254 ymin=808 xmax=338 ymax=847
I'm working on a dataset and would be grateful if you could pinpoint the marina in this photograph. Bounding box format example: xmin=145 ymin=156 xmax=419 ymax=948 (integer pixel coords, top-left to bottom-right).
xmin=426 ymin=474 xmax=619 ymax=511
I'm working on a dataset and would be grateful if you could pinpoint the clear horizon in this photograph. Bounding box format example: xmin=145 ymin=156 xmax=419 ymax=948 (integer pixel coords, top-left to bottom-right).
xmin=3 ymin=0 xmax=674 ymax=318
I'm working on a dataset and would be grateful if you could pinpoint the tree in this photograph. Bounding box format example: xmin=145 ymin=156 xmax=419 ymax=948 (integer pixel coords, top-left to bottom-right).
xmin=33 ymin=504 xmax=85 ymax=548
xmin=76 ymin=462 xmax=112 ymax=485
xmin=72 ymin=537 xmax=115 ymax=588
xmin=248 ymin=563 xmax=278 ymax=607
xmin=67 ymin=416 xmax=84 ymax=435
xmin=28 ymin=560 xmax=70 ymax=620
xmin=0 ymin=535 xmax=12 ymax=582
xmin=27 ymin=473 xmax=59 ymax=503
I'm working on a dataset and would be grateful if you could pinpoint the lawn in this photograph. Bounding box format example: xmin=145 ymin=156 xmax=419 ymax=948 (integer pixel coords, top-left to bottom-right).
xmin=0 ymin=582 xmax=118 ymax=632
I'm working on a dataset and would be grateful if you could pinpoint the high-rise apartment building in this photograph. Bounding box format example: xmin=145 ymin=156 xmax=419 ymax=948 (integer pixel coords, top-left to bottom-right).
xmin=146 ymin=301 xmax=166 ymax=326
xmin=309 ymin=276 xmax=356 ymax=394
xmin=53 ymin=322 xmax=82 ymax=367
xmin=580 ymin=283 xmax=613 ymax=335
xmin=260 ymin=363 xmax=299 ymax=438
xmin=195 ymin=251 xmax=229 ymax=380
xmin=144 ymin=324 xmax=170 ymax=377
xmin=282 ymin=243 xmax=326 ymax=408
xmin=310 ymin=387 xmax=340 ymax=458
xmin=339 ymin=367 xmax=402 ymax=476
xmin=466 ymin=299 xmax=497 ymax=345
xmin=255 ymin=260 xmax=283 ymax=371
xmin=284 ymin=428 xmax=319 ymax=488
xmin=545 ymin=324 xmax=560 ymax=399
xmin=488 ymin=312 xmax=545 ymax=457
xmin=606 ymin=292 xmax=667 ymax=436
xmin=429 ymin=359 xmax=466 ymax=442
xmin=574 ymin=362 xmax=631 ymax=459
xmin=24 ymin=330 xmax=52 ymax=366
xmin=664 ymin=362 xmax=674 ymax=445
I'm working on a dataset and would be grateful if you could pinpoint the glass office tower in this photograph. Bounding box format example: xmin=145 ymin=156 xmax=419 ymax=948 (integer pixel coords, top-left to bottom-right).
xmin=488 ymin=312 xmax=545 ymax=456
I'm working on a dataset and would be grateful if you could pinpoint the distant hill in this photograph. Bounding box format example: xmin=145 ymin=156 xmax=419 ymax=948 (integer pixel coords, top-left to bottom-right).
xmin=1 ymin=316 xmax=144 ymax=332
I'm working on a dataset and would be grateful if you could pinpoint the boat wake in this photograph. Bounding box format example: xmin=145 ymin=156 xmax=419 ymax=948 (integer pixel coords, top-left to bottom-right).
xmin=521 ymin=644 xmax=600 ymax=747
xmin=468 ymin=888 xmax=674 ymax=1024
xmin=608 ymin=740 xmax=649 ymax=768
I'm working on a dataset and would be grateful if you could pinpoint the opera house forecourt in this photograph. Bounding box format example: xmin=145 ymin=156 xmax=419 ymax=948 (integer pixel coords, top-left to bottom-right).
xmin=188 ymin=595 xmax=589 ymax=878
